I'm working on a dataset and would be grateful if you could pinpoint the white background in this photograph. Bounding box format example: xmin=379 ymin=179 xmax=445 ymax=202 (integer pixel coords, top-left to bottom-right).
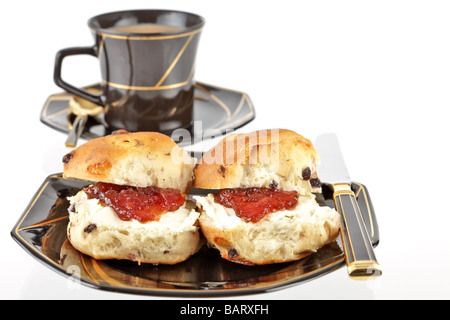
xmin=1 ymin=0 xmax=449 ymax=300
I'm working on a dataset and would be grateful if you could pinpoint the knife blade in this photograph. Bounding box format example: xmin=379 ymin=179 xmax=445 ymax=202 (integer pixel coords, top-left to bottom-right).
xmin=315 ymin=133 xmax=382 ymax=280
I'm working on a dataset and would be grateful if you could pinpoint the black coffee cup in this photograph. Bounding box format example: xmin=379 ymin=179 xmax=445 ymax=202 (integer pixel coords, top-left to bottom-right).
xmin=54 ymin=9 xmax=205 ymax=134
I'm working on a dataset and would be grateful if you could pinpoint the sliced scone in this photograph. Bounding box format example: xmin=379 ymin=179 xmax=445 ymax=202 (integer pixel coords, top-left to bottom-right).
xmin=193 ymin=129 xmax=340 ymax=265
xmin=63 ymin=130 xmax=201 ymax=265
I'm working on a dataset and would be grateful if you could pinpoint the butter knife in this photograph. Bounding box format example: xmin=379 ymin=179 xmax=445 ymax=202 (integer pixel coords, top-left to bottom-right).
xmin=315 ymin=133 xmax=382 ymax=280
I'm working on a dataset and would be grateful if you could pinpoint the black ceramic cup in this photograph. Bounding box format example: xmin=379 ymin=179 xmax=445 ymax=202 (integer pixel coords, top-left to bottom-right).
xmin=54 ymin=9 xmax=204 ymax=134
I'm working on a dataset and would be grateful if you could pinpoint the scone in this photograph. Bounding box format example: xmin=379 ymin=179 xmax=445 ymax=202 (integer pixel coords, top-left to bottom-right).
xmin=193 ymin=128 xmax=322 ymax=195
xmin=193 ymin=129 xmax=340 ymax=265
xmin=63 ymin=130 xmax=202 ymax=265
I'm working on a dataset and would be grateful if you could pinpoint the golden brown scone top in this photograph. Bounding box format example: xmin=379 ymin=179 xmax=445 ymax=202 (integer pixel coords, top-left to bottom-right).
xmin=62 ymin=130 xmax=196 ymax=192
xmin=193 ymin=129 xmax=322 ymax=193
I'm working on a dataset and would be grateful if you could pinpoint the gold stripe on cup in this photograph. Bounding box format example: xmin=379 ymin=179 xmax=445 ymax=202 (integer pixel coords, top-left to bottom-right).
xmin=91 ymin=28 xmax=203 ymax=41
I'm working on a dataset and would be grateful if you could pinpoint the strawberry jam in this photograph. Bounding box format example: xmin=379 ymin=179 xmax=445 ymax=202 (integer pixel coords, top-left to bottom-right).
xmin=214 ymin=188 xmax=299 ymax=223
xmin=84 ymin=182 xmax=185 ymax=223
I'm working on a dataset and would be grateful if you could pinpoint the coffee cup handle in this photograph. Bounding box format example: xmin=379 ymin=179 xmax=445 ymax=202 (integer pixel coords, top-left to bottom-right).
xmin=54 ymin=46 xmax=104 ymax=106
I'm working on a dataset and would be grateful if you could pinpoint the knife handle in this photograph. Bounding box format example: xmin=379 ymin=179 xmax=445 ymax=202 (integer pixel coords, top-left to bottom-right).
xmin=333 ymin=184 xmax=382 ymax=280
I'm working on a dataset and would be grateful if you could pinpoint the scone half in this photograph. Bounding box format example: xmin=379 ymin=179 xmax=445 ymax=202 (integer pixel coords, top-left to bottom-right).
xmin=194 ymin=193 xmax=339 ymax=265
xmin=68 ymin=190 xmax=201 ymax=264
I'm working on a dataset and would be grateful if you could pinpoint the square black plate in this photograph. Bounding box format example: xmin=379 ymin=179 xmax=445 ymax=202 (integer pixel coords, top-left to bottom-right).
xmin=11 ymin=174 xmax=378 ymax=297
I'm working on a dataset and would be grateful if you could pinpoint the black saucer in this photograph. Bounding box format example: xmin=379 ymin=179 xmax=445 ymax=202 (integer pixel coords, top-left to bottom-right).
xmin=40 ymin=81 xmax=255 ymax=146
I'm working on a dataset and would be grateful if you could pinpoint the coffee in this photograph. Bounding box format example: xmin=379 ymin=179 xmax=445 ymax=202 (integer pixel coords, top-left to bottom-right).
xmin=111 ymin=23 xmax=182 ymax=34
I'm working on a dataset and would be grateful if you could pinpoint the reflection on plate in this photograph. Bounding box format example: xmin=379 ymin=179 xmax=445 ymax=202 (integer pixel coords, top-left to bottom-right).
xmin=40 ymin=82 xmax=255 ymax=146
xmin=11 ymin=174 xmax=378 ymax=297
